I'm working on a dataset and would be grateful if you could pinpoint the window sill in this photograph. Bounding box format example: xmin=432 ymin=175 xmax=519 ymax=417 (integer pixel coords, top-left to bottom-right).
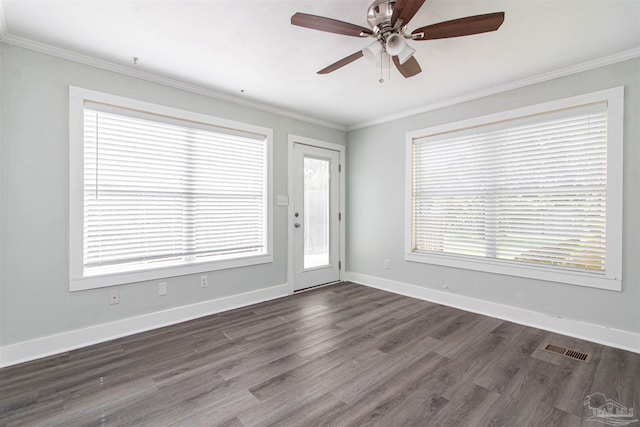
xmin=70 ymin=253 xmax=273 ymax=291
xmin=405 ymin=252 xmax=621 ymax=292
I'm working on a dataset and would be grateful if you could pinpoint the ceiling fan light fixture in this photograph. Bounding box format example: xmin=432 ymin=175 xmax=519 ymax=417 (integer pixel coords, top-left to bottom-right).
xmin=385 ymin=32 xmax=406 ymax=56
xmin=363 ymin=40 xmax=383 ymax=63
xmin=396 ymin=44 xmax=416 ymax=65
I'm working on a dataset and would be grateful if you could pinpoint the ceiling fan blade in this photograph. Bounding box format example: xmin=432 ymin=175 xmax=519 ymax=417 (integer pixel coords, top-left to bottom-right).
xmin=291 ymin=13 xmax=373 ymax=37
xmin=318 ymin=51 xmax=364 ymax=74
xmin=391 ymin=0 xmax=426 ymax=27
xmin=412 ymin=12 xmax=505 ymax=40
xmin=393 ymin=55 xmax=422 ymax=78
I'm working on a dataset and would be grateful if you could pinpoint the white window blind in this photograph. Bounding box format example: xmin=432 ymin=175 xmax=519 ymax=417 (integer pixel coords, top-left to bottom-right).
xmin=82 ymin=101 xmax=268 ymax=279
xmin=407 ymin=89 xmax=624 ymax=290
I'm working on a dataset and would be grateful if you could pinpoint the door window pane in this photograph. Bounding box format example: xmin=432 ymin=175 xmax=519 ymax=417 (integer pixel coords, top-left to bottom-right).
xmin=304 ymin=157 xmax=330 ymax=269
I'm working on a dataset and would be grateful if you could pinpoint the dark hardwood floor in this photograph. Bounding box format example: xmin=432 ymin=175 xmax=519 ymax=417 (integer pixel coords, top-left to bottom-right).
xmin=1 ymin=282 xmax=638 ymax=426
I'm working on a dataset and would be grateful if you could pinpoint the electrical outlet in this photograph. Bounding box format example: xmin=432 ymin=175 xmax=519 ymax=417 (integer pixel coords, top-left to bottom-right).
xmin=384 ymin=259 xmax=390 ymax=269
xmin=158 ymin=282 xmax=167 ymax=296
xmin=200 ymin=275 xmax=208 ymax=288
xmin=110 ymin=289 xmax=120 ymax=305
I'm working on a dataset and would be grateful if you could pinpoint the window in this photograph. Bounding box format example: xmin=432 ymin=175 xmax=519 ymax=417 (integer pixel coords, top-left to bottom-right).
xmin=405 ymin=88 xmax=623 ymax=291
xmin=70 ymin=87 xmax=273 ymax=290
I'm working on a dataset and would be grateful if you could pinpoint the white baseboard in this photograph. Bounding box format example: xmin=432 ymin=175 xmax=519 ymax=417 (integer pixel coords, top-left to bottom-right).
xmin=0 ymin=283 xmax=289 ymax=368
xmin=345 ymin=272 xmax=640 ymax=354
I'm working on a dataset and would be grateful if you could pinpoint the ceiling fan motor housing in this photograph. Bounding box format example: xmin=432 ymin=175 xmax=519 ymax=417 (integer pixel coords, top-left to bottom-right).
xmin=367 ymin=0 xmax=398 ymax=38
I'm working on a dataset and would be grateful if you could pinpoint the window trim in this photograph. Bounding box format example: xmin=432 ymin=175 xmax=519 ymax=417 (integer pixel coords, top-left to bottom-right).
xmin=69 ymin=87 xmax=273 ymax=291
xmin=404 ymin=87 xmax=623 ymax=291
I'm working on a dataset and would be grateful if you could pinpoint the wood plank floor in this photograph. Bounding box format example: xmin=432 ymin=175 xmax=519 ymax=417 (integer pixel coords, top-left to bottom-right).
xmin=1 ymin=282 xmax=638 ymax=426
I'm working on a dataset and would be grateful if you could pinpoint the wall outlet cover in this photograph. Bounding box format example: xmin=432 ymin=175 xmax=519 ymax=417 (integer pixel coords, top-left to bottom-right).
xmin=110 ymin=289 xmax=120 ymax=305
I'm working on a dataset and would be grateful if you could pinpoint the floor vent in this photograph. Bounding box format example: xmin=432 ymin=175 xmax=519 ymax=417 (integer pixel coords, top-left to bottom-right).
xmin=542 ymin=343 xmax=592 ymax=363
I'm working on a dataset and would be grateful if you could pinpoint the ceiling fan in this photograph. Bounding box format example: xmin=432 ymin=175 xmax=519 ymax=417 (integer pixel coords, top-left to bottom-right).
xmin=291 ymin=0 xmax=505 ymax=78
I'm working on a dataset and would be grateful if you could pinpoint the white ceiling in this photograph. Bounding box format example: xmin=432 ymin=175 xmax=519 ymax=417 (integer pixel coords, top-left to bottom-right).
xmin=1 ymin=0 xmax=639 ymax=129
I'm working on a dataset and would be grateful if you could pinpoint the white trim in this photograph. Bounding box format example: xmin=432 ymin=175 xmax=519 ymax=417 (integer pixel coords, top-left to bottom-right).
xmin=0 ymin=1 xmax=7 ymax=40
xmin=71 ymin=255 xmax=275 ymax=292
xmin=70 ymin=86 xmax=276 ymax=137
xmin=0 ymin=283 xmax=289 ymax=368
xmin=0 ymin=13 xmax=636 ymax=132
xmin=0 ymin=1 xmax=7 ymax=366
xmin=348 ymin=48 xmax=640 ymax=131
xmin=287 ymin=135 xmax=346 ymax=295
xmin=287 ymin=139 xmax=295 ymax=295
xmin=404 ymin=87 xmax=624 ymax=291
xmin=345 ymin=272 xmax=640 ymax=354
xmin=0 ymin=33 xmax=345 ymax=131
xmin=69 ymin=86 xmax=274 ymax=290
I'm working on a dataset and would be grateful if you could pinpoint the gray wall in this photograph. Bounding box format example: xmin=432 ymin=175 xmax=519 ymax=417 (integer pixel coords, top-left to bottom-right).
xmin=0 ymin=44 xmax=346 ymax=345
xmin=1 ymin=42 xmax=638 ymax=350
xmin=346 ymin=58 xmax=640 ymax=334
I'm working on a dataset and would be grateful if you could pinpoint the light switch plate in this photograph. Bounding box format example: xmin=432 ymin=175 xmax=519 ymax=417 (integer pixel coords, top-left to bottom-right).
xmin=158 ymin=282 xmax=167 ymax=296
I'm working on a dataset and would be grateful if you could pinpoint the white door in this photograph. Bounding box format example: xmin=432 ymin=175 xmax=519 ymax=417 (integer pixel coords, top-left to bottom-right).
xmin=293 ymin=143 xmax=340 ymax=291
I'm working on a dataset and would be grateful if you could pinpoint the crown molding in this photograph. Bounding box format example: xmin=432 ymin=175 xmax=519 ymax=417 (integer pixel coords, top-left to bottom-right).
xmin=0 ymin=0 xmax=636 ymax=134
xmin=347 ymin=47 xmax=640 ymax=131
xmin=0 ymin=32 xmax=347 ymax=131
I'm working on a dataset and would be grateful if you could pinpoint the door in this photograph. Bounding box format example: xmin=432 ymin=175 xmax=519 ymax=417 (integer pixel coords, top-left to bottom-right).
xmin=293 ymin=143 xmax=340 ymax=291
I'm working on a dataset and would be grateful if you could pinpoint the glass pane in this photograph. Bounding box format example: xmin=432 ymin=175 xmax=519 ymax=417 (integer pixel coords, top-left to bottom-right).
xmin=304 ymin=157 xmax=330 ymax=269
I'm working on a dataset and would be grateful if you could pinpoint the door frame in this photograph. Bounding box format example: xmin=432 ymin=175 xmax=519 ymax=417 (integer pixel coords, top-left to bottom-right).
xmin=287 ymin=135 xmax=346 ymax=295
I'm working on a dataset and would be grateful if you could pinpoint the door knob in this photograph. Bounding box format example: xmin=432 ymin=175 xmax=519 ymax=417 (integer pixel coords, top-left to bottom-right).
xmin=294 ymin=223 xmax=301 ymax=228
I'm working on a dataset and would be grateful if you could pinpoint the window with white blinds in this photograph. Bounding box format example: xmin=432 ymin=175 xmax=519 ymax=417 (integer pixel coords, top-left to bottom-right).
xmin=405 ymin=88 xmax=623 ymax=290
xmin=69 ymin=88 xmax=273 ymax=290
